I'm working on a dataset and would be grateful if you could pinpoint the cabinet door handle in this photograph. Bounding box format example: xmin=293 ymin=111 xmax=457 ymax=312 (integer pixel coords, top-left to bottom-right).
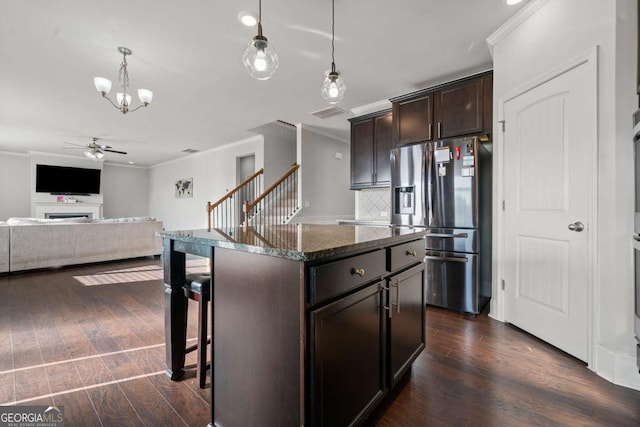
xmin=391 ymin=280 xmax=400 ymax=314
xmin=380 ymin=284 xmax=392 ymax=318
xmin=428 ymin=123 xmax=432 ymax=140
xmin=351 ymin=268 xmax=365 ymax=277
xmin=406 ymin=249 xmax=417 ymax=257
xmin=437 ymin=122 xmax=442 ymax=139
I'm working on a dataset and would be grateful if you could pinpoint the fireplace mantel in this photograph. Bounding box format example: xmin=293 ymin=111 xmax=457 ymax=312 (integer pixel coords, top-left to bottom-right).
xmin=32 ymin=202 xmax=103 ymax=219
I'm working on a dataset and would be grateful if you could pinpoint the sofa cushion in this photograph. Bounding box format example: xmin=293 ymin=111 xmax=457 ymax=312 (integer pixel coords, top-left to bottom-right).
xmin=94 ymin=216 xmax=156 ymax=223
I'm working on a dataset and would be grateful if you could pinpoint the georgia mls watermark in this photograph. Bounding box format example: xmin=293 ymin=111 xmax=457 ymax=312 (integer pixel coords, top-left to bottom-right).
xmin=0 ymin=406 xmax=64 ymax=427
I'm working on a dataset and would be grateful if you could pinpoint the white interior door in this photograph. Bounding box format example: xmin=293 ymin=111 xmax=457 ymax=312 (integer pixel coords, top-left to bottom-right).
xmin=503 ymin=59 xmax=594 ymax=362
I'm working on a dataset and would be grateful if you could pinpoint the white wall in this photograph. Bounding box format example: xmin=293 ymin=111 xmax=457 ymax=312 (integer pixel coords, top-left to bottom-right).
xmin=0 ymin=152 xmax=30 ymax=220
xmin=148 ymin=136 xmax=264 ymax=230
xmin=490 ymin=0 xmax=638 ymax=389
xmin=262 ymin=124 xmax=297 ymax=186
xmin=102 ymin=164 xmax=150 ymax=218
xmin=295 ymin=126 xmax=354 ymax=223
xmin=0 ymin=151 xmax=152 ymax=221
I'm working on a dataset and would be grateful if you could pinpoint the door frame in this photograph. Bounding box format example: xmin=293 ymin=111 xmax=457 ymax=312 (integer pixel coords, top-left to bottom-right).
xmin=492 ymin=47 xmax=599 ymax=368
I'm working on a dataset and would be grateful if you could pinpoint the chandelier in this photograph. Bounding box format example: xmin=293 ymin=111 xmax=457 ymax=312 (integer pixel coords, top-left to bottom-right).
xmin=94 ymin=47 xmax=153 ymax=114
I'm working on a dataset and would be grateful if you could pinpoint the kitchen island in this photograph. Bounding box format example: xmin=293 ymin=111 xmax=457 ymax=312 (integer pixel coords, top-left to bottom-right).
xmin=161 ymin=223 xmax=427 ymax=427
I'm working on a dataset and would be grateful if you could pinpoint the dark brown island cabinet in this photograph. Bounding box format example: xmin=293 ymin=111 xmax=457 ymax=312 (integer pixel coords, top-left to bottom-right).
xmin=349 ymin=110 xmax=393 ymax=189
xmin=391 ymin=71 xmax=493 ymax=146
xmin=161 ymin=224 xmax=427 ymax=427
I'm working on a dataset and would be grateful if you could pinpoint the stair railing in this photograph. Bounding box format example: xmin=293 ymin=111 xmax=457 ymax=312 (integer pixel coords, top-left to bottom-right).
xmin=206 ymin=168 xmax=264 ymax=231
xmin=243 ymin=163 xmax=300 ymax=231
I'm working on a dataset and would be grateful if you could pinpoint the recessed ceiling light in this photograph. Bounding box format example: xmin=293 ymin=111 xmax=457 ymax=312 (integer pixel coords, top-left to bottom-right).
xmin=128 ymin=161 xmax=135 ymax=164
xmin=506 ymin=0 xmax=523 ymax=4
xmin=238 ymin=11 xmax=258 ymax=27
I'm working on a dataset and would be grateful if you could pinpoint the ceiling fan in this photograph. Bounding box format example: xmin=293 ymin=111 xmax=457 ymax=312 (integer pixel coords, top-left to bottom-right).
xmin=63 ymin=137 xmax=127 ymax=161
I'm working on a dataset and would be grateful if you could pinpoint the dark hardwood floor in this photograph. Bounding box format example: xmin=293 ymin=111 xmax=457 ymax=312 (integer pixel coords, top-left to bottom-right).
xmin=1 ymin=258 xmax=639 ymax=426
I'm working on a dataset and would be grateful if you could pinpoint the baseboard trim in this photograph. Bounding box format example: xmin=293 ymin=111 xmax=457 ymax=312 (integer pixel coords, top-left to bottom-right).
xmin=595 ymin=344 xmax=640 ymax=391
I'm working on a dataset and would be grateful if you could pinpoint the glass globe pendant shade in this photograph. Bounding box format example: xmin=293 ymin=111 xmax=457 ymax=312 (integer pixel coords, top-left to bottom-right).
xmin=243 ymin=36 xmax=279 ymax=80
xmin=321 ymin=70 xmax=346 ymax=104
xmin=94 ymin=77 xmax=112 ymax=95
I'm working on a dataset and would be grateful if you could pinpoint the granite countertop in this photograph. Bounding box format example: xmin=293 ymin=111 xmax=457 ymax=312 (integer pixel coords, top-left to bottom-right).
xmin=160 ymin=223 xmax=426 ymax=261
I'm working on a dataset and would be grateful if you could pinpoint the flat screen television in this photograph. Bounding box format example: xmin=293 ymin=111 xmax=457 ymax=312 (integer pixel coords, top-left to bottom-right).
xmin=35 ymin=164 xmax=101 ymax=195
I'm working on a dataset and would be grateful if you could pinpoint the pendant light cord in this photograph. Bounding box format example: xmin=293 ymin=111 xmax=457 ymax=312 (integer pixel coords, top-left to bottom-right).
xmin=258 ymin=0 xmax=263 ymax=36
xmin=331 ymin=0 xmax=336 ymax=72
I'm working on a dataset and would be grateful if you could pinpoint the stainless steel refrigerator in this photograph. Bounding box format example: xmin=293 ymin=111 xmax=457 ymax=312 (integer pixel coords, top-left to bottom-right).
xmin=391 ymin=136 xmax=492 ymax=314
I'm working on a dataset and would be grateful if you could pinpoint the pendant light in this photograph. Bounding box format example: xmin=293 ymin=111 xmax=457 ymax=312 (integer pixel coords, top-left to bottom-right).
xmin=242 ymin=0 xmax=279 ymax=80
xmin=321 ymin=0 xmax=346 ymax=104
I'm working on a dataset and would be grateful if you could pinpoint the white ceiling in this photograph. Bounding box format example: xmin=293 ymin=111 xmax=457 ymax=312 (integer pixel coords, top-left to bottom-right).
xmin=0 ymin=0 xmax=528 ymax=167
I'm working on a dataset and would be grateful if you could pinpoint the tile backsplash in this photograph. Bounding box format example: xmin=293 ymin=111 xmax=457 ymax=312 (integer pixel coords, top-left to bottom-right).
xmin=355 ymin=188 xmax=391 ymax=221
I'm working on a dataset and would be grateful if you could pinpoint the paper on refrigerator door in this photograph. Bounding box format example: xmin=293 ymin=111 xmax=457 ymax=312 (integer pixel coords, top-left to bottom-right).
xmin=435 ymin=147 xmax=450 ymax=163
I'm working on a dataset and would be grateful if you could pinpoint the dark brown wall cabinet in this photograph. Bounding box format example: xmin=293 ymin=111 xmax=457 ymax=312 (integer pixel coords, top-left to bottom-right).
xmin=309 ymin=239 xmax=425 ymax=426
xmin=391 ymin=71 xmax=493 ymax=147
xmin=349 ymin=110 xmax=393 ymax=189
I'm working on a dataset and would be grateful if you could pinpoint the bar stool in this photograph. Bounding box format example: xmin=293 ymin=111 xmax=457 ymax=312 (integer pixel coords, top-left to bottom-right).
xmin=183 ymin=273 xmax=211 ymax=388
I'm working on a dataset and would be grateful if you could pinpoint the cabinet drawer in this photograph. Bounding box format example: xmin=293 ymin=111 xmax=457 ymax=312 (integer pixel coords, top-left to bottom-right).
xmin=389 ymin=239 xmax=424 ymax=272
xmin=310 ymin=249 xmax=386 ymax=304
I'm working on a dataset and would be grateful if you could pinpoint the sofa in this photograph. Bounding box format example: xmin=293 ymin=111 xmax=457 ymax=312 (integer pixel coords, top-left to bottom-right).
xmin=0 ymin=217 xmax=163 ymax=273
xmin=0 ymin=222 xmax=8 ymax=273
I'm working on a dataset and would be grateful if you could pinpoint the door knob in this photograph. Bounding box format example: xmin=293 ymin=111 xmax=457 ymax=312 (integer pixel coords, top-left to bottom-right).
xmin=568 ymin=221 xmax=584 ymax=232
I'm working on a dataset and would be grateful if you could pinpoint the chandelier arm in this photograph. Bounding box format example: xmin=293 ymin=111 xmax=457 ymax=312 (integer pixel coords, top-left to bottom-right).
xmin=102 ymin=94 xmax=123 ymax=111
xmin=128 ymin=103 xmax=148 ymax=113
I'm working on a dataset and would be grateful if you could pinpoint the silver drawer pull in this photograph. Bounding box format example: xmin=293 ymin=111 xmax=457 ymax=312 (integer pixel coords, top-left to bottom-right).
xmin=424 ymin=255 xmax=468 ymax=263
xmin=426 ymin=233 xmax=469 ymax=238
xmin=351 ymin=268 xmax=365 ymax=277
xmin=406 ymin=250 xmax=417 ymax=257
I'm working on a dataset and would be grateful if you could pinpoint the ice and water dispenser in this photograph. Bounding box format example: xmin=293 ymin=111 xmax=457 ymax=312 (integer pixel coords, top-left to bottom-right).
xmin=394 ymin=186 xmax=415 ymax=215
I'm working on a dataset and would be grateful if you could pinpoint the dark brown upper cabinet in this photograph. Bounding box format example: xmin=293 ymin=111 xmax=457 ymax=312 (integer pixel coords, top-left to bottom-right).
xmin=349 ymin=110 xmax=393 ymax=189
xmin=392 ymin=93 xmax=434 ymax=146
xmin=391 ymin=71 xmax=493 ymax=147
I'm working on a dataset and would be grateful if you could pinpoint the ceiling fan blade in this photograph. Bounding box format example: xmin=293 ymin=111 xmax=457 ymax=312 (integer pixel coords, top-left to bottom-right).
xmin=103 ymin=149 xmax=127 ymax=155
xmin=63 ymin=141 xmax=87 ymax=148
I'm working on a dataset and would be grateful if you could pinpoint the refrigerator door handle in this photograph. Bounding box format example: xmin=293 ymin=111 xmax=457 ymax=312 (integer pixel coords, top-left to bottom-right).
xmin=426 ymin=233 xmax=469 ymax=238
xmin=425 ymin=254 xmax=469 ymax=263
xmin=426 ymin=143 xmax=433 ymax=225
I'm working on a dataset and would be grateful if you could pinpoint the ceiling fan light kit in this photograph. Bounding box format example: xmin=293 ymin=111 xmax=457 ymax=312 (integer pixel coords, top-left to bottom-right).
xmin=84 ymin=149 xmax=105 ymax=161
xmin=94 ymin=46 xmax=153 ymax=114
xmin=242 ymin=0 xmax=279 ymax=80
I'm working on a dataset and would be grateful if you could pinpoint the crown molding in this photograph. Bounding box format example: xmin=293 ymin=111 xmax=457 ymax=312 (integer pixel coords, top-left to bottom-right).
xmin=486 ymin=0 xmax=550 ymax=58
xmin=350 ymin=99 xmax=392 ymax=117
xmin=0 ymin=150 xmax=29 ymax=158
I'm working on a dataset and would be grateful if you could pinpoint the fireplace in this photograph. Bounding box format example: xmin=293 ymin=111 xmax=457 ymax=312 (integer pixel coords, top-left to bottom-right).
xmin=45 ymin=213 xmax=91 ymax=219
xmin=32 ymin=202 xmax=102 ymax=220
